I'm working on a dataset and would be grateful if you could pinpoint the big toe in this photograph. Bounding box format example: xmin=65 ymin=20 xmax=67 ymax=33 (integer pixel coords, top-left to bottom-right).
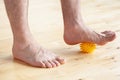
xmin=101 ymin=31 xmax=116 ymax=41
xmin=43 ymin=61 xmax=53 ymax=68
xmin=56 ymin=57 xmax=65 ymax=64
xmin=48 ymin=60 xmax=57 ymax=67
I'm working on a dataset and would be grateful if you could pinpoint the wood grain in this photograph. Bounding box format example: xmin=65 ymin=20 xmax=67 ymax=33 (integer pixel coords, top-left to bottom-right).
xmin=0 ymin=0 xmax=120 ymax=80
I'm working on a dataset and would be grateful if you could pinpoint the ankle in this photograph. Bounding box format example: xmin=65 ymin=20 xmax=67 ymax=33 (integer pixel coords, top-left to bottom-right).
xmin=13 ymin=40 xmax=30 ymax=51
xmin=13 ymin=35 xmax=35 ymax=50
xmin=64 ymin=19 xmax=86 ymax=31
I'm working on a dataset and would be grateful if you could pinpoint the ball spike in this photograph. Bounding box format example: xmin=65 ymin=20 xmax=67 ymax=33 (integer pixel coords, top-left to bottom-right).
xmin=80 ymin=42 xmax=96 ymax=53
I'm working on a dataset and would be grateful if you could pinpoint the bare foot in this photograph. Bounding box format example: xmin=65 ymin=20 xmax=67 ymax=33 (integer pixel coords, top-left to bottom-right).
xmin=64 ymin=25 xmax=116 ymax=45
xmin=13 ymin=39 xmax=65 ymax=68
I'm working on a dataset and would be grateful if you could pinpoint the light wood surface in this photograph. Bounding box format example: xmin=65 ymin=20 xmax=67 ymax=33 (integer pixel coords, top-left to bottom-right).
xmin=0 ymin=0 xmax=120 ymax=80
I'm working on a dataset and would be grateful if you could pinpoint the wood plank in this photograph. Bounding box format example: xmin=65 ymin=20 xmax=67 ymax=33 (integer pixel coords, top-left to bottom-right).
xmin=0 ymin=0 xmax=120 ymax=80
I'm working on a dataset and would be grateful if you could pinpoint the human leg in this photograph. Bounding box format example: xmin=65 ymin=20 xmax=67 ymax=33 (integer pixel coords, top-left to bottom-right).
xmin=4 ymin=0 xmax=64 ymax=68
xmin=61 ymin=0 xmax=116 ymax=45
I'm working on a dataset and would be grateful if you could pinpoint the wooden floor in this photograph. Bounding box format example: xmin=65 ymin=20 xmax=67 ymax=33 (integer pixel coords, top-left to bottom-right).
xmin=0 ymin=0 xmax=120 ymax=80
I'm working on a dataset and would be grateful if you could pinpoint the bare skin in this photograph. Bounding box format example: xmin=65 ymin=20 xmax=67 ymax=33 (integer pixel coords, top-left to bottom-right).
xmin=4 ymin=0 xmax=115 ymax=68
xmin=4 ymin=0 xmax=64 ymax=68
xmin=61 ymin=0 xmax=116 ymax=45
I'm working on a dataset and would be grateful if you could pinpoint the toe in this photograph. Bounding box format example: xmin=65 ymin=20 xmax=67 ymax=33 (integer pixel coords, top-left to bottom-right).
xmin=101 ymin=31 xmax=114 ymax=36
xmin=52 ymin=60 xmax=61 ymax=66
xmin=102 ymin=31 xmax=115 ymax=35
xmin=105 ymin=32 xmax=116 ymax=41
xmin=34 ymin=61 xmax=46 ymax=68
xmin=101 ymin=31 xmax=116 ymax=41
xmin=56 ymin=57 xmax=65 ymax=64
xmin=101 ymin=31 xmax=111 ymax=34
xmin=39 ymin=61 xmax=46 ymax=68
xmin=43 ymin=61 xmax=52 ymax=68
xmin=48 ymin=60 xmax=57 ymax=67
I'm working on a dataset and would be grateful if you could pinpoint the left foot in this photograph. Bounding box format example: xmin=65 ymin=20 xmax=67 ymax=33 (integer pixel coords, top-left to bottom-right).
xmin=13 ymin=36 xmax=65 ymax=68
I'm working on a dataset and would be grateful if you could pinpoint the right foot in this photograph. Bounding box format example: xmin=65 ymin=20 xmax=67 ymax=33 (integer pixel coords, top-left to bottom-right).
xmin=13 ymin=39 xmax=65 ymax=68
xmin=64 ymin=25 xmax=116 ymax=45
xmin=61 ymin=0 xmax=116 ymax=45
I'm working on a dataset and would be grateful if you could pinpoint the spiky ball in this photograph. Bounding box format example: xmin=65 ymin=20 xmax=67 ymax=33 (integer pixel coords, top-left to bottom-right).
xmin=80 ymin=42 xmax=96 ymax=53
